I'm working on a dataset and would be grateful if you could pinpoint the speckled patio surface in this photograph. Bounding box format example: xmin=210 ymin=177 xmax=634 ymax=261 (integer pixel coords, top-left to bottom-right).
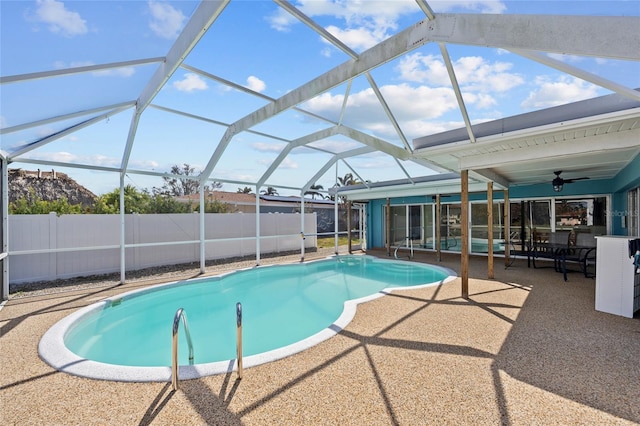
xmin=2 ymin=250 xmax=639 ymax=425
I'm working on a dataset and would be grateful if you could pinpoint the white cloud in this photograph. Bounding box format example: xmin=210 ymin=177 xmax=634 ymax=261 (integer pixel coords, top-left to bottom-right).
xmin=93 ymin=67 xmax=136 ymax=78
xmin=246 ymin=76 xmax=267 ymax=93
xmin=302 ymin=84 xmax=461 ymax=139
xmin=33 ymin=0 xmax=88 ymax=37
xmin=53 ymin=60 xmax=135 ymax=77
xmin=22 ymin=151 xmax=158 ymax=170
xmin=325 ymin=25 xmax=385 ymax=51
xmin=251 ymin=142 xmax=287 ymax=153
xmin=266 ymin=8 xmax=298 ymax=32
xmin=432 ymin=1 xmax=507 ymax=14
xmin=521 ymin=76 xmax=600 ymax=110
xmin=280 ymin=158 xmax=298 ymax=169
xmin=461 ymin=92 xmax=497 ymax=109
xmin=257 ymin=157 xmax=298 ymax=169
xmin=307 ymin=139 xmax=363 ymax=153
xmin=397 ymin=53 xmax=450 ymax=86
xmin=268 ymin=0 xmax=417 ymax=52
xmin=0 ymin=116 xmax=7 ymax=128
xmin=397 ymin=53 xmax=524 ymax=94
xmin=268 ymin=0 xmax=505 ymax=54
xmin=148 ymin=1 xmax=186 ymax=39
xmin=173 ymin=73 xmax=208 ymax=92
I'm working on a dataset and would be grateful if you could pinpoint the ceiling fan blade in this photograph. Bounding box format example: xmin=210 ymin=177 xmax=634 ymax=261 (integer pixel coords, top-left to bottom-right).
xmin=564 ymin=177 xmax=590 ymax=183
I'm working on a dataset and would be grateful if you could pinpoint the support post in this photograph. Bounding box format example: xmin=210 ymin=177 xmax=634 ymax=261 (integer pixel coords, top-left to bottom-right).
xmin=119 ymin=173 xmax=126 ymax=284
xmin=256 ymin=186 xmax=261 ymax=266
xmin=199 ymin=182 xmax=205 ymax=273
xmin=347 ymin=201 xmax=352 ymax=254
xmin=386 ymin=198 xmax=391 ymax=256
xmin=300 ymin=192 xmax=305 ymax=262
xmin=334 ymin=195 xmax=339 ymax=255
xmin=435 ymin=194 xmax=441 ymax=262
xmin=504 ymin=189 xmax=510 ymax=268
xmin=461 ymin=170 xmax=469 ymax=298
xmin=1 ymin=158 xmax=9 ymax=300
xmin=487 ymin=182 xmax=494 ymax=279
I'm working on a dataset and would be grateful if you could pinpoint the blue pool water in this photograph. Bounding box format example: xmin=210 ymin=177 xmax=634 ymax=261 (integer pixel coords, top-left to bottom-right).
xmin=41 ymin=255 xmax=455 ymax=380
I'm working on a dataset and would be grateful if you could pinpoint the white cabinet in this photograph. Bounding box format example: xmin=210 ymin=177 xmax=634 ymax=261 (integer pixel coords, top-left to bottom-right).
xmin=595 ymin=236 xmax=640 ymax=318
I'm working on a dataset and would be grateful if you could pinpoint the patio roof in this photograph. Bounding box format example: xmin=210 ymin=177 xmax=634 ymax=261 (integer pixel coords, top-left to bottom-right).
xmin=413 ymin=90 xmax=640 ymax=190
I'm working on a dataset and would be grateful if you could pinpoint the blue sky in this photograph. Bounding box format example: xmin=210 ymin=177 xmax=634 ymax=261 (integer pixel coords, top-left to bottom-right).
xmin=1 ymin=0 xmax=639 ymax=196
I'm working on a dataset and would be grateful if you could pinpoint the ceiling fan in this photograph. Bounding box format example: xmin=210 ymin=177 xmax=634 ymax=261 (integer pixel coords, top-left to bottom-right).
xmin=552 ymin=170 xmax=589 ymax=192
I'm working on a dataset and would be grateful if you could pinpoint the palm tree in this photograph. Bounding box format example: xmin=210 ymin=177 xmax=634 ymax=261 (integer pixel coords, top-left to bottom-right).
xmin=260 ymin=186 xmax=279 ymax=196
xmin=237 ymin=186 xmax=253 ymax=194
xmin=304 ymin=184 xmax=325 ymax=200
xmin=336 ymin=173 xmax=360 ymax=187
xmin=332 ymin=173 xmax=362 ymax=205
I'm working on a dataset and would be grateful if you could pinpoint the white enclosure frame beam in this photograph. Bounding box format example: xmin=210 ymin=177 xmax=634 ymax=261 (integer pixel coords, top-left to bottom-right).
xmin=200 ymin=15 xmax=438 ymax=179
xmin=509 ymin=49 xmax=640 ymax=101
xmin=9 ymin=104 xmax=132 ymax=159
xmin=181 ymin=64 xmax=337 ymax=126
xmin=0 ymin=57 xmax=164 ymax=85
xmin=416 ymin=3 xmax=476 ymax=144
xmin=303 ymin=146 xmax=375 ymax=194
xmin=258 ymin=127 xmax=340 ymax=187
xmin=339 ymin=159 xmax=369 ymax=190
xmin=336 ymin=126 xmax=410 ymax=160
xmin=338 ymin=81 xmax=353 ymax=126
xmin=419 ymin=14 xmax=640 ymax=61
xmin=394 ymin=158 xmax=415 ymax=184
xmin=275 ymin=0 xmax=359 ymax=59
xmin=364 ymin=72 xmax=412 ymax=151
xmin=202 ymin=13 xmax=640 ymax=184
xmin=439 ymin=43 xmax=476 ymax=143
xmin=1 ymin=101 xmax=135 ymax=135
xmin=121 ymin=0 xmax=230 ymax=172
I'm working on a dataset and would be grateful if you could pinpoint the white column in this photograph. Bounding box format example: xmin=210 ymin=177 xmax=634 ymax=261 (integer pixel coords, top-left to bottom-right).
xmin=119 ymin=173 xmax=126 ymax=284
xmin=300 ymin=192 xmax=305 ymax=262
xmin=1 ymin=158 xmax=9 ymax=300
xmin=255 ymin=186 xmax=261 ymax=266
xmin=334 ymin=195 xmax=339 ymax=255
xmin=199 ymin=182 xmax=205 ymax=273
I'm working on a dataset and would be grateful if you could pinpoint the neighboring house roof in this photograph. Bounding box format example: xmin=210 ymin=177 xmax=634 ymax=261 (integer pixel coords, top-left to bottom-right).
xmin=175 ymin=191 xmax=336 ymax=208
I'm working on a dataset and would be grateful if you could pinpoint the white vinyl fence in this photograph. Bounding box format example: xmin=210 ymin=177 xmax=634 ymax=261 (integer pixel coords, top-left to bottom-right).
xmin=9 ymin=212 xmax=317 ymax=284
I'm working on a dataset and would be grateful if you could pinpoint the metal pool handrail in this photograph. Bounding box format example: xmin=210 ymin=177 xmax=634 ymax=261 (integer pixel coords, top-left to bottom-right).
xmin=394 ymin=239 xmax=414 ymax=260
xmin=236 ymin=302 xmax=243 ymax=380
xmin=172 ymin=308 xmax=194 ymax=391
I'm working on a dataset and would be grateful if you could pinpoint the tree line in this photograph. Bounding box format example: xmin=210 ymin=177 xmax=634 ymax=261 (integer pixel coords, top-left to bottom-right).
xmin=9 ymin=164 xmax=363 ymax=215
xmin=9 ymin=164 xmax=228 ymax=215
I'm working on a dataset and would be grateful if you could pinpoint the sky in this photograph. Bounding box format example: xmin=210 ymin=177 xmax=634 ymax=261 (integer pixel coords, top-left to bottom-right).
xmin=1 ymin=0 xmax=639 ymax=196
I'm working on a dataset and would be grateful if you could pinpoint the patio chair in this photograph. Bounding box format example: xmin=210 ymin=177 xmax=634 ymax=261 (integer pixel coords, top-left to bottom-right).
xmin=564 ymin=232 xmax=597 ymax=278
xmin=532 ymin=230 xmax=570 ymax=269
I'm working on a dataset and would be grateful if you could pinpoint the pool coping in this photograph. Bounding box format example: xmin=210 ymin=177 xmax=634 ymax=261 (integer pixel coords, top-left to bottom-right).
xmin=38 ymin=255 xmax=457 ymax=382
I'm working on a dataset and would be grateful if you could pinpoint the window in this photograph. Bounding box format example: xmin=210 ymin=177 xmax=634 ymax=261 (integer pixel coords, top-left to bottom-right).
xmin=510 ymin=200 xmax=551 ymax=244
xmin=555 ymin=197 xmax=607 ymax=235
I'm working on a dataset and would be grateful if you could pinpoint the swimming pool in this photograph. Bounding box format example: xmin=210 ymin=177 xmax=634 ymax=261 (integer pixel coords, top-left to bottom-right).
xmin=39 ymin=255 xmax=456 ymax=382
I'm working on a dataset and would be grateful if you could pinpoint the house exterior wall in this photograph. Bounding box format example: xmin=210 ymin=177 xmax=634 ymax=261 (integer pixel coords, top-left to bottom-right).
xmin=363 ymin=155 xmax=640 ymax=249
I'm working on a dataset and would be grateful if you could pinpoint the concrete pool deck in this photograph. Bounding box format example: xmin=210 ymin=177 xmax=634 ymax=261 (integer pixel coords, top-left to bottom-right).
xmin=2 ymin=250 xmax=639 ymax=425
